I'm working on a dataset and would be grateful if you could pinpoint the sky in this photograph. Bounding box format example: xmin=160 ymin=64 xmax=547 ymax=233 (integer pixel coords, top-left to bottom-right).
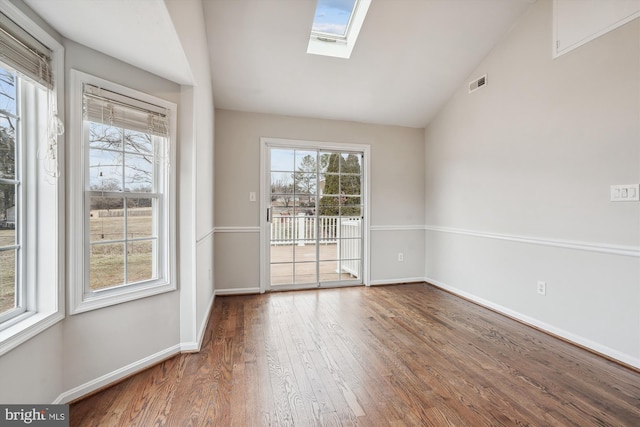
xmin=312 ymin=0 xmax=357 ymax=36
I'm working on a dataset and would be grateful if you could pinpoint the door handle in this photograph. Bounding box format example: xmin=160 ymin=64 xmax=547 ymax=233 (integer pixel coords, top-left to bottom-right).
xmin=267 ymin=207 xmax=271 ymax=223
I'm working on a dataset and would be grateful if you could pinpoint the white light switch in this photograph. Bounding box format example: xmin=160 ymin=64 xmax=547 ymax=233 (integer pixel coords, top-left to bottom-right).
xmin=249 ymin=192 xmax=256 ymax=202
xmin=611 ymin=184 xmax=640 ymax=202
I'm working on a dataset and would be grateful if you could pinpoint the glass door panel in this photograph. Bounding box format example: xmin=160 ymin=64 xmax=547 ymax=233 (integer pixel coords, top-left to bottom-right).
xmin=268 ymin=147 xmax=363 ymax=290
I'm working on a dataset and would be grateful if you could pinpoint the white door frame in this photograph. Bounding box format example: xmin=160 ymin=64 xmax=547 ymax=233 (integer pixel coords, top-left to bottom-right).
xmin=259 ymin=137 xmax=371 ymax=293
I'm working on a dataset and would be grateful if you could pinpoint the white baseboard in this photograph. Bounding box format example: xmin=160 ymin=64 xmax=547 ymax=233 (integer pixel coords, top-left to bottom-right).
xmin=53 ymin=344 xmax=182 ymax=404
xmin=425 ymin=277 xmax=640 ymax=370
xmin=55 ymin=294 xmax=218 ymax=403
xmin=180 ymin=292 xmax=216 ymax=352
xmin=368 ymin=277 xmax=426 ymax=286
xmin=215 ymin=287 xmax=260 ymax=296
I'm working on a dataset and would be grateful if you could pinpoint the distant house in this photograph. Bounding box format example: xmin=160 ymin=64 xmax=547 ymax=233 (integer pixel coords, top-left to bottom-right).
xmin=3 ymin=205 xmax=15 ymax=228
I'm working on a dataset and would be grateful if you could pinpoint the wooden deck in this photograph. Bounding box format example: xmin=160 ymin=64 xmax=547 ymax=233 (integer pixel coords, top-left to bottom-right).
xmin=70 ymin=283 xmax=640 ymax=426
xmin=270 ymin=243 xmax=360 ymax=286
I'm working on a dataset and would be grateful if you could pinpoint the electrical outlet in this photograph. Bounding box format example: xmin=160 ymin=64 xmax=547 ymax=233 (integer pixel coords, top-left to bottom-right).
xmin=537 ymin=281 xmax=546 ymax=296
xmin=398 ymin=252 xmax=404 ymax=262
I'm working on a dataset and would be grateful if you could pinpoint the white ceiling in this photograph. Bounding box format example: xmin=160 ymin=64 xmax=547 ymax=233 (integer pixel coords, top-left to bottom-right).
xmin=23 ymin=0 xmax=535 ymax=129
xmin=23 ymin=0 xmax=194 ymax=85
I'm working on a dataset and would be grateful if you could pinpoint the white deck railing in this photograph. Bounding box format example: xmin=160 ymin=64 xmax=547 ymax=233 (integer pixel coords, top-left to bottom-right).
xmin=270 ymin=214 xmax=339 ymax=245
xmin=270 ymin=214 xmax=361 ymax=278
xmin=338 ymin=218 xmax=361 ymax=278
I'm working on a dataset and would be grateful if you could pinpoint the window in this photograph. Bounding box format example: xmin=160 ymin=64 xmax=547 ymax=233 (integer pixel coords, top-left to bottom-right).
xmin=0 ymin=67 xmax=22 ymax=324
xmin=0 ymin=0 xmax=64 ymax=357
xmin=307 ymin=0 xmax=371 ymax=59
xmin=69 ymin=70 xmax=176 ymax=314
xmin=312 ymin=0 xmax=357 ymax=39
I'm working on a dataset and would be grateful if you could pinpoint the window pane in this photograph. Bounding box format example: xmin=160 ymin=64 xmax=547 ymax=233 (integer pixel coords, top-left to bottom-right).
xmin=0 ymin=115 xmax=16 ymax=180
xmin=89 ymin=149 xmax=122 ymax=191
xmin=270 ymin=148 xmax=294 ymax=172
xmin=124 ymin=130 xmax=153 ymax=155
xmin=90 ymin=243 xmax=125 ymax=291
xmin=124 ymin=153 xmax=153 ymax=192
xmin=341 ymin=204 xmax=361 ymax=217
xmin=340 ymin=174 xmax=360 ymax=195
xmin=0 ymin=226 xmax=15 ymax=247
xmin=0 ymin=68 xmax=17 ymax=116
xmin=127 ymin=198 xmax=153 ymax=239
xmin=0 ymin=184 xmax=16 ymax=239
xmin=312 ymin=0 xmax=357 ymax=37
xmin=270 ymin=262 xmax=293 ymax=286
xmin=127 ymin=240 xmax=155 ymax=284
xmin=0 ymin=249 xmax=16 ymax=314
xmin=89 ymin=122 xmax=123 ymax=151
xmin=90 ymin=197 xmax=124 ymax=242
xmin=294 ymin=151 xmax=316 ymax=171
xmin=295 ymin=172 xmax=317 ymax=197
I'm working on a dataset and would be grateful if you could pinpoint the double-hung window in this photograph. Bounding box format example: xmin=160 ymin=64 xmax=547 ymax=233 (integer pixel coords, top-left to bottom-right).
xmin=69 ymin=70 xmax=176 ymax=314
xmin=0 ymin=1 xmax=64 ymax=356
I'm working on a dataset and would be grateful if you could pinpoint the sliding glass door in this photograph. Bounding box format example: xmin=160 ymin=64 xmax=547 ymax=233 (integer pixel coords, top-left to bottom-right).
xmin=266 ymin=144 xmax=364 ymax=290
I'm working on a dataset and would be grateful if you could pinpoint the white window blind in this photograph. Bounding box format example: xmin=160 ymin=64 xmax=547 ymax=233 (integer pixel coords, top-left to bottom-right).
xmin=0 ymin=12 xmax=52 ymax=89
xmin=83 ymin=84 xmax=169 ymax=137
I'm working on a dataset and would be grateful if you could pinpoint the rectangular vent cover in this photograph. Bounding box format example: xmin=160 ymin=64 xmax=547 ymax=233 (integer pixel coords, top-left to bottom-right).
xmin=468 ymin=74 xmax=487 ymax=93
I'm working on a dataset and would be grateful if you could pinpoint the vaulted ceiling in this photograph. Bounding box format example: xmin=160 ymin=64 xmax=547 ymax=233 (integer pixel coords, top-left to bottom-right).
xmin=24 ymin=0 xmax=535 ymax=128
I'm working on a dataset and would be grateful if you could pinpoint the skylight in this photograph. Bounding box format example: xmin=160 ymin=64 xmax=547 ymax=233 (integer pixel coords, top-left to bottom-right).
xmin=312 ymin=0 xmax=357 ymax=38
xmin=307 ymin=0 xmax=371 ymax=59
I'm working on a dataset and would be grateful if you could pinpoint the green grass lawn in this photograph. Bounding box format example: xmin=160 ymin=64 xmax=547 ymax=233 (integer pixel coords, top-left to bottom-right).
xmin=0 ymin=210 xmax=157 ymax=315
xmin=0 ymin=232 xmax=15 ymax=313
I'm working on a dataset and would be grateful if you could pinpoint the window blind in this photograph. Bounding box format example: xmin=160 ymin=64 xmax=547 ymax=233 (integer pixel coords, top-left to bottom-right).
xmin=83 ymin=84 xmax=169 ymax=137
xmin=0 ymin=12 xmax=52 ymax=89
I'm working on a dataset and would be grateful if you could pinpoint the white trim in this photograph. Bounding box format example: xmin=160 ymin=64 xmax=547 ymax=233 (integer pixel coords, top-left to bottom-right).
xmin=425 ymin=278 xmax=640 ymax=369
xmin=214 ymin=226 xmax=260 ymax=233
xmin=369 ymin=278 xmax=426 ymax=286
xmin=180 ymin=292 xmax=215 ymax=352
xmin=215 ymin=287 xmax=261 ymax=296
xmin=371 ymin=225 xmax=425 ymax=232
xmin=259 ymin=137 xmax=371 ymax=292
xmin=0 ymin=312 xmax=64 ymax=357
xmin=53 ymin=344 xmax=182 ymax=404
xmin=196 ymin=228 xmax=215 ymax=244
xmin=424 ymin=225 xmax=640 ymax=258
xmin=552 ymin=0 xmax=640 ymax=58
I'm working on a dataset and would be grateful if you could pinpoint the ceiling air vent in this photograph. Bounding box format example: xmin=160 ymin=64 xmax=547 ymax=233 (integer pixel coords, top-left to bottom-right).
xmin=468 ymin=74 xmax=487 ymax=93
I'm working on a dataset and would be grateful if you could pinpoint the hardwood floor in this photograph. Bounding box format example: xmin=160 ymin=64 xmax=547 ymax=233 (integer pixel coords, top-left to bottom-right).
xmin=70 ymin=284 xmax=640 ymax=426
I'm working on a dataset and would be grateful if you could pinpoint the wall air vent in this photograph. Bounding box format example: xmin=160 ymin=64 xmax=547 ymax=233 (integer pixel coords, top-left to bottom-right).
xmin=468 ymin=74 xmax=487 ymax=93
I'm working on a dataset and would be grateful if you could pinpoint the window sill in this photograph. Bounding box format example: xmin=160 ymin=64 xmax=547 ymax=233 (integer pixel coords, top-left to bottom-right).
xmin=69 ymin=281 xmax=177 ymax=315
xmin=0 ymin=310 xmax=65 ymax=357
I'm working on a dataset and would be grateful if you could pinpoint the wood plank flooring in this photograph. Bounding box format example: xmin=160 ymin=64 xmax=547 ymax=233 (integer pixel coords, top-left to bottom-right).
xmin=70 ymin=283 xmax=640 ymax=426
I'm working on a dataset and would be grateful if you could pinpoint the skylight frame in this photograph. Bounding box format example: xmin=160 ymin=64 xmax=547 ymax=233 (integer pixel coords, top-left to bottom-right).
xmin=307 ymin=0 xmax=371 ymax=59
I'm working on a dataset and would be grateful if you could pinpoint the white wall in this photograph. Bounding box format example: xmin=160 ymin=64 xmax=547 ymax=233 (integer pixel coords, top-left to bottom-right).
xmin=164 ymin=0 xmax=216 ymax=350
xmin=424 ymin=0 xmax=640 ymax=367
xmin=61 ymin=39 xmax=183 ymax=399
xmin=0 ymin=0 xmax=217 ymax=403
xmin=0 ymin=0 xmax=65 ymax=404
xmin=214 ymin=110 xmax=425 ymax=291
